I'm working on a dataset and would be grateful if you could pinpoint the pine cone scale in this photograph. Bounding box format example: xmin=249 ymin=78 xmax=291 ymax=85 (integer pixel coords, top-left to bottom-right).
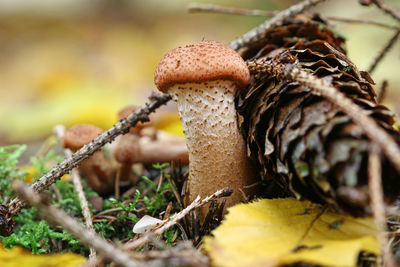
xmin=237 ymin=15 xmax=400 ymax=215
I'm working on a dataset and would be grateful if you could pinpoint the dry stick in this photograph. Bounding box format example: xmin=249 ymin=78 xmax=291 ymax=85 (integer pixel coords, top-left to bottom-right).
xmin=377 ymin=80 xmax=388 ymax=103
xmin=131 ymin=241 xmax=208 ymax=266
xmin=124 ymin=188 xmax=232 ymax=250
xmin=7 ymin=93 xmax=172 ymax=216
xmin=371 ymin=0 xmax=400 ymax=22
xmin=54 ymin=124 xmax=96 ymax=259
xmin=368 ymin=0 xmax=400 ymax=74
xmin=368 ymin=145 xmax=396 ymax=267
xmin=188 ymin=2 xmax=277 ymax=17
xmin=115 ymin=169 xmax=121 ymax=200
xmin=323 ymin=16 xmax=397 ymax=30
xmin=188 ymin=2 xmax=397 ymax=30
xmin=368 ymin=28 xmax=400 ymax=74
xmin=247 ymin=57 xmax=400 ymax=174
xmin=13 ymin=181 xmax=140 ymax=267
xmin=228 ymin=0 xmax=326 ymax=51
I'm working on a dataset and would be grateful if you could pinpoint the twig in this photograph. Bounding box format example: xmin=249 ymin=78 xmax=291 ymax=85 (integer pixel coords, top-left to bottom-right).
xmin=368 ymin=28 xmax=400 ymax=74
xmin=155 ymin=188 xmax=231 ymax=233
xmin=188 ymin=2 xmax=277 ymax=17
xmin=115 ymin=168 xmax=121 ymax=200
xmin=325 ymin=16 xmax=397 ymax=30
xmin=188 ymin=2 xmax=397 ymax=30
xmin=228 ymin=0 xmax=326 ymax=51
xmin=51 ymin=184 xmax=63 ymax=202
xmin=132 ymin=241 xmax=208 ymax=266
xmin=368 ymin=145 xmax=396 ymax=267
xmin=247 ymin=55 xmax=400 ymax=174
xmin=371 ymin=0 xmax=400 ymax=22
xmin=7 ymin=93 xmax=171 ymax=217
xmin=124 ymin=188 xmax=232 ymax=250
xmin=293 ymin=206 xmax=328 ymax=251
xmin=13 ymin=181 xmax=140 ymax=267
xmin=54 ymin=124 xmax=96 ymax=259
xmin=377 ymin=80 xmax=388 ymax=103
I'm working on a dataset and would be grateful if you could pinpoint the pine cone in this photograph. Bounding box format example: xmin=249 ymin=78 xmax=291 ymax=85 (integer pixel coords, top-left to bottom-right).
xmin=236 ymin=14 xmax=400 ymax=216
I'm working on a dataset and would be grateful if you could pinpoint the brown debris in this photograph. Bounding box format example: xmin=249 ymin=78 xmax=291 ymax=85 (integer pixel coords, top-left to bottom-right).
xmin=236 ymin=14 xmax=400 ymax=216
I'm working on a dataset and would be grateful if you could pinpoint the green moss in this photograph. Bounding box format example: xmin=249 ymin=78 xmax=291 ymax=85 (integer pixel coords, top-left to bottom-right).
xmin=0 ymin=145 xmax=181 ymax=255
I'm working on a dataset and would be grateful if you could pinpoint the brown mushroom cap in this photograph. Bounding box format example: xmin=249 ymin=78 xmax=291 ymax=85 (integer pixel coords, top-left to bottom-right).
xmin=63 ymin=124 xmax=103 ymax=151
xmin=154 ymin=40 xmax=250 ymax=92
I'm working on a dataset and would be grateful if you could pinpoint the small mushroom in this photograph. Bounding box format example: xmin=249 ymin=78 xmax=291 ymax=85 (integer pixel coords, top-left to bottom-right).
xmin=154 ymin=40 xmax=259 ymax=217
xmin=113 ymin=133 xmax=142 ymax=184
xmin=114 ymin=106 xmax=189 ymax=182
xmin=113 ymin=130 xmax=189 ymax=166
xmin=63 ymin=124 xmax=116 ymax=195
xmin=132 ymin=215 xmax=163 ymax=234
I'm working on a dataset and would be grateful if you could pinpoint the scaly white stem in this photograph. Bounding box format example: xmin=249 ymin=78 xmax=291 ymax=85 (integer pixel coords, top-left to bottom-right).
xmin=169 ymin=80 xmax=257 ymax=216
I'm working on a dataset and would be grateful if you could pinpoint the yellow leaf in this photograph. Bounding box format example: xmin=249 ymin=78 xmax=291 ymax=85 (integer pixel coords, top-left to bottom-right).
xmin=0 ymin=243 xmax=86 ymax=267
xmin=204 ymin=198 xmax=378 ymax=267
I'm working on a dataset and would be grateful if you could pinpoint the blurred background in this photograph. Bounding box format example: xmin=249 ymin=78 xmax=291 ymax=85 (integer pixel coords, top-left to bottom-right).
xmin=0 ymin=0 xmax=399 ymax=148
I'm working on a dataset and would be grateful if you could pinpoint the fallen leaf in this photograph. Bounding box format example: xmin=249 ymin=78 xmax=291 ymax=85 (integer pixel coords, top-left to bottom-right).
xmin=0 ymin=243 xmax=86 ymax=267
xmin=204 ymin=198 xmax=378 ymax=267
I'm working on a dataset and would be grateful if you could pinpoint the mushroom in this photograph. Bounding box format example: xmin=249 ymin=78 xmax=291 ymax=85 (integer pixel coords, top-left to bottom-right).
xmin=154 ymin=40 xmax=259 ymax=216
xmin=113 ymin=128 xmax=189 ymax=168
xmin=63 ymin=124 xmax=116 ymax=195
xmin=114 ymin=106 xmax=189 ymax=184
xmin=132 ymin=215 xmax=163 ymax=234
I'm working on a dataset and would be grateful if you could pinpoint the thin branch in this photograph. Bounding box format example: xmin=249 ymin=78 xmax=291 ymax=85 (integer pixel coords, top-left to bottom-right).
xmin=188 ymin=2 xmax=397 ymax=30
xmin=368 ymin=145 xmax=396 ymax=267
xmin=326 ymin=16 xmax=397 ymax=30
xmin=54 ymin=124 xmax=96 ymax=259
xmin=377 ymin=80 xmax=388 ymax=103
xmin=293 ymin=206 xmax=328 ymax=251
xmin=368 ymin=28 xmax=400 ymax=74
xmin=124 ymin=188 xmax=232 ymax=250
xmin=188 ymin=3 xmax=277 ymax=17
xmin=228 ymin=0 xmax=326 ymax=51
xmin=371 ymin=0 xmax=400 ymax=22
xmin=7 ymin=93 xmax=171 ymax=217
xmin=132 ymin=241 xmax=209 ymax=266
xmin=13 ymin=181 xmax=140 ymax=267
xmin=247 ymin=56 xmax=400 ymax=174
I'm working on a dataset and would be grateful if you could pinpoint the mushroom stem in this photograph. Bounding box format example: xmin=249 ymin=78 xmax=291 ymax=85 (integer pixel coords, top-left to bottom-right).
xmin=154 ymin=41 xmax=260 ymax=218
xmin=80 ymin=152 xmax=116 ymax=195
xmin=114 ymin=132 xmax=189 ymax=167
xmin=138 ymin=135 xmax=189 ymax=165
xmin=62 ymin=124 xmax=116 ymax=195
xmin=169 ymin=81 xmax=257 ymax=216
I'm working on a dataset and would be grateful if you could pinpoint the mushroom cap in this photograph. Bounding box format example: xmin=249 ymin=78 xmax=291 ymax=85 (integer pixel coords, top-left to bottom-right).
xmin=133 ymin=215 xmax=163 ymax=234
xmin=63 ymin=124 xmax=103 ymax=151
xmin=154 ymin=40 xmax=250 ymax=92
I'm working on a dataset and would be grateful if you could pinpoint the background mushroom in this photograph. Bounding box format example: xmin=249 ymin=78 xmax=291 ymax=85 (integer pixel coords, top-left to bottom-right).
xmin=113 ymin=105 xmax=189 ymax=185
xmin=154 ymin=40 xmax=259 ymax=217
xmin=63 ymin=124 xmax=116 ymax=195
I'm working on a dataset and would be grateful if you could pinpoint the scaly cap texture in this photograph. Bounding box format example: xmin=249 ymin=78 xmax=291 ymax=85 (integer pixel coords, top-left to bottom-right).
xmin=154 ymin=40 xmax=250 ymax=92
